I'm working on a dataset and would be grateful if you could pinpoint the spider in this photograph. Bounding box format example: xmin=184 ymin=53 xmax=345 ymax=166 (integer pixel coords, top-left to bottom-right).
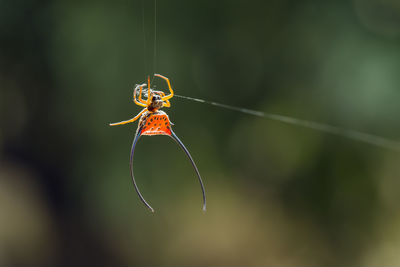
xmin=109 ymin=74 xmax=206 ymax=212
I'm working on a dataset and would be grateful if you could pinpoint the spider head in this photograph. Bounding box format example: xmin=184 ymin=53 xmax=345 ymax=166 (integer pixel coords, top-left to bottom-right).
xmin=148 ymin=93 xmax=164 ymax=111
xmin=152 ymin=94 xmax=162 ymax=102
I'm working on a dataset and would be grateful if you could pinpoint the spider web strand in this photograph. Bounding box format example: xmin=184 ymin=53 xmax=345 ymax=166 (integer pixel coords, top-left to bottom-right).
xmin=174 ymin=94 xmax=400 ymax=152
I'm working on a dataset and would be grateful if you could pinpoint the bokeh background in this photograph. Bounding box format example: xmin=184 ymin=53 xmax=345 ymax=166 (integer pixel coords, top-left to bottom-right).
xmin=1 ymin=0 xmax=400 ymax=266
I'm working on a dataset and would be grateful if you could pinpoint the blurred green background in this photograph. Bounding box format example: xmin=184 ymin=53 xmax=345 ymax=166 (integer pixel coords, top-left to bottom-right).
xmin=1 ymin=0 xmax=400 ymax=266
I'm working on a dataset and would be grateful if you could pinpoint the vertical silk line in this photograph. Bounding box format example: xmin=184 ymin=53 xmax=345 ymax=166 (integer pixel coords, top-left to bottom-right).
xmin=153 ymin=0 xmax=157 ymax=75
xmin=174 ymin=94 xmax=400 ymax=152
xmin=141 ymin=0 xmax=147 ymax=77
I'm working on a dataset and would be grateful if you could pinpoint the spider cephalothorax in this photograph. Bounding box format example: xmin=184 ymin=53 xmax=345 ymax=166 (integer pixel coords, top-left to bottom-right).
xmin=110 ymin=74 xmax=206 ymax=212
xmin=147 ymin=93 xmax=164 ymax=112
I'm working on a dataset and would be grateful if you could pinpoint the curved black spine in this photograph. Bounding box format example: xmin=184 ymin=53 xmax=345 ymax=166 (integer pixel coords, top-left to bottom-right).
xmin=169 ymin=130 xmax=207 ymax=212
xmin=130 ymin=128 xmax=155 ymax=212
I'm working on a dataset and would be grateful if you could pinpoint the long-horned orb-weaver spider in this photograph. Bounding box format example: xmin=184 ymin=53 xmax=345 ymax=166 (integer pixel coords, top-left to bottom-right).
xmin=110 ymin=74 xmax=206 ymax=212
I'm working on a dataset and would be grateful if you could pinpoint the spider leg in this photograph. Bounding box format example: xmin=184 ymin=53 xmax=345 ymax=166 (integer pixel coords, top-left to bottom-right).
xmin=133 ymin=84 xmax=147 ymax=107
xmin=154 ymin=74 xmax=174 ymax=101
xmin=109 ymin=108 xmax=147 ymax=126
xmin=152 ymin=90 xmax=165 ymax=97
xmin=163 ymin=100 xmax=171 ymax=108
xmin=159 ymin=92 xmax=171 ymax=107
xmin=169 ymin=130 xmax=206 ymax=212
xmin=146 ymin=76 xmax=152 ymax=105
xmin=130 ymin=128 xmax=154 ymax=212
xmin=138 ymin=83 xmax=150 ymax=104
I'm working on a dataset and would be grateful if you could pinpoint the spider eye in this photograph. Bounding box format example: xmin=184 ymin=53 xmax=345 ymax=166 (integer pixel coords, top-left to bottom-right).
xmin=153 ymin=95 xmax=161 ymax=101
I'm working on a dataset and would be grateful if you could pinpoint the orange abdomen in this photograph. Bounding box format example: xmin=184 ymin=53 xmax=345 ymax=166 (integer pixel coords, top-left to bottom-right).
xmin=141 ymin=112 xmax=172 ymax=136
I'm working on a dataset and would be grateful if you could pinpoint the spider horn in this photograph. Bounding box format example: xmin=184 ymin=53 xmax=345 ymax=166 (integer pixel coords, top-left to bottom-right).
xmin=169 ymin=130 xmax=207 ymax=212
xmin=130 ymin=128 xmax=155 ymax=212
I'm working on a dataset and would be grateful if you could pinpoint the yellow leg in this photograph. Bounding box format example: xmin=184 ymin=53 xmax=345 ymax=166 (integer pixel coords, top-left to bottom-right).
xmin=154 ymin=74 xmax=174 ymax=101
xmin=133 ymin=84 xmax=147 ymax=107
xmin=152 ymin=90 xmax=165 ymax=97
xmin=146 ymin=76 xmax=152 ymax=105
xmin=109 ymin=108 xmax=147 ymax=126
xmin=163 ymin=100 xmax=171 ymax=107
xmin=137 ymin=84 xmax=147 ymax=105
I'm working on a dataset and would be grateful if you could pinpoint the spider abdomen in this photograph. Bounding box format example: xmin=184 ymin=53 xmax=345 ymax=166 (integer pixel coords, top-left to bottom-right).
xmin=140 ymin=111 xmax=172 ymax=136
